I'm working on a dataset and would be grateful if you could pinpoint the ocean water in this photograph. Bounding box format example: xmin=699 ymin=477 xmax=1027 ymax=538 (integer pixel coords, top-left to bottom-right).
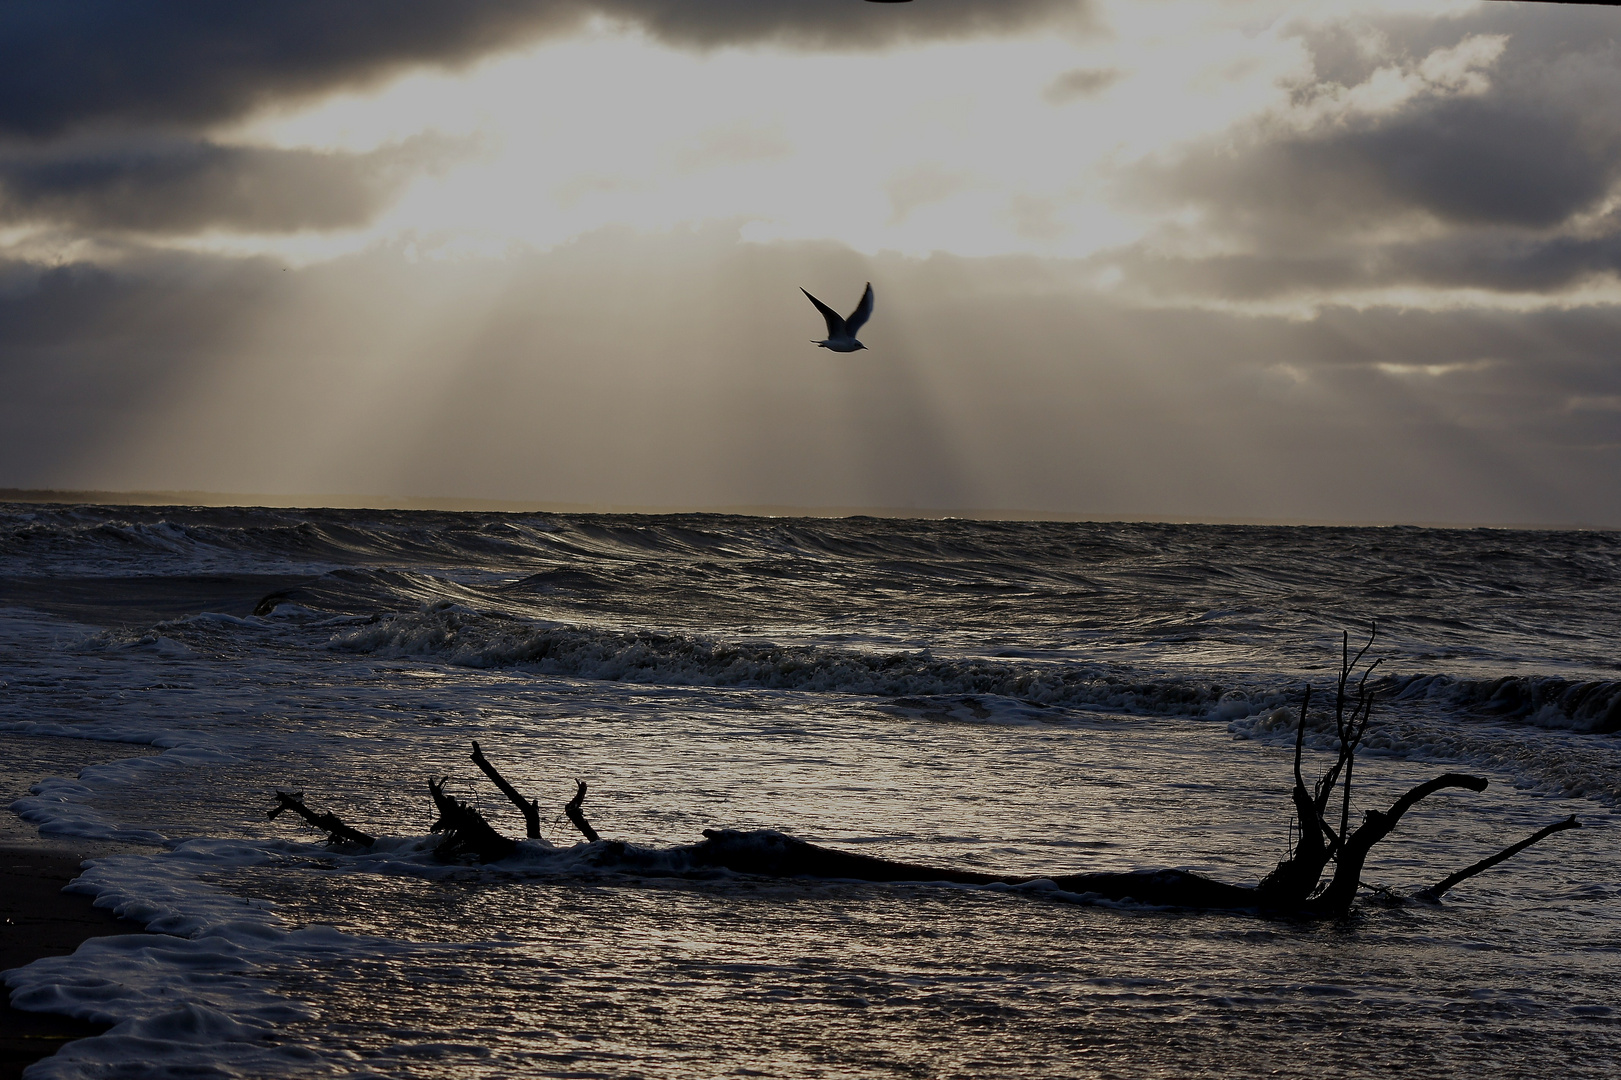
xmin=1 ymin=504 xmax=1618 ymax=1078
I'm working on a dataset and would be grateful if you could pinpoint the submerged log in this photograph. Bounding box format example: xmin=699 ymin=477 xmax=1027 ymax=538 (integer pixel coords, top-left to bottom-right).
xmin=694 ymin=829 xmax=1014 ymax=885
xmin=270 ymin=762 xmax=1580 ymax=911
xmin=691 ymin=831 xmax=1263 ymax=908
xmin=266 ymin=636 xmax=1584 ymax=912
xmin=1045 ymin=869 xmax=1260 ymax=909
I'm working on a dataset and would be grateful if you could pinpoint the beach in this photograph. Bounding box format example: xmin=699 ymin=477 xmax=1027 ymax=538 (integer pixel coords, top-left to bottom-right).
xmin=2 ymin=738 xmax=159 ymax=1080
xmin=0 ymin=844 xmax=148 ymax=1080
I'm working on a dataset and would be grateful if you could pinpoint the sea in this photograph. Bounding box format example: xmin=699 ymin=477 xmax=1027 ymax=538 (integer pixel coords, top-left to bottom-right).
xmin=1 ymin=503 xmax=1617 ymax=1079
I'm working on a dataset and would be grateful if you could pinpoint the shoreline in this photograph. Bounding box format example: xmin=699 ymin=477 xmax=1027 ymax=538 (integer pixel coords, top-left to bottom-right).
xmin=1 ymin=735 xmax=164 ymax=1080
xmin=0 ymin=841 xmax=153 ymax=1080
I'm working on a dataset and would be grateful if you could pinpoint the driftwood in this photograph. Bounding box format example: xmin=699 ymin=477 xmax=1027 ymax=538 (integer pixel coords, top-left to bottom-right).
xmin=471 ymin=740 xmax=542 ymax=840
xmin=1416 ymin=815 xmax=1582 ymax=903
xmin=268 ymin=639 xmax=1583 ymax=914
xmin=565 ymin=781 xmax=601 ymax=843
xmin=1244 ymin=627 xmax=1579 ymax=914
xmin=688 ymin=830 xmax=1259 ymax=906
xmin=266 ymin=791 xmax=377 ymax=848
xmin=654 ymin=630 xmax=1579 ymax=912
xmin=264 ymin=747 xmax=576 ymax=864
xmin=427 ymin=776 xmax=517 ymax=862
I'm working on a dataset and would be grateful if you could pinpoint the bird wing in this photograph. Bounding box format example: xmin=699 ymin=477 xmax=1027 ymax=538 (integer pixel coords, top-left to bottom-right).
xmin=801 ymin=288 xmax=845 ymax=337
xmin=844 ymin=282 xmax=874 ymax=336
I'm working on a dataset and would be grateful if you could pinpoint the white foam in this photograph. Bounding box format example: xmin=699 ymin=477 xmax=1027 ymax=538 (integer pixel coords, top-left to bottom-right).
xmin=5 ymin=731 xmax=240 ymax=845
xmin=9 ymin=776 xmax=166 ymax=845
xmin=5 ymin=841 xmax=438 ymax=1078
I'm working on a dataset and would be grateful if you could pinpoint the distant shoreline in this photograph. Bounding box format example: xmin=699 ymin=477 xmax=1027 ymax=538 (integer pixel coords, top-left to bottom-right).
xmin=0 ymin=488 xmax=1612 ymax=531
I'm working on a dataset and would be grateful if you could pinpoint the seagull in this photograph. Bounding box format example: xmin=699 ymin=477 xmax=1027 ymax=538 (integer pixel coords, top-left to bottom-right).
xmin=802 ymin=282 xmax=874 ymax=352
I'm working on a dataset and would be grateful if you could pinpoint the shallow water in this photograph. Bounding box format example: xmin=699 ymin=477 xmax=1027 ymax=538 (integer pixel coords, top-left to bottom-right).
xmin=2 ymin=505 xmax=1618 ymax=1078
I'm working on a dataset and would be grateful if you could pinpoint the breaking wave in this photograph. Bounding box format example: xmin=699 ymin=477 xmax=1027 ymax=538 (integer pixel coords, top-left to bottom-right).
xmin=329 ymin=603 xmax=1272 ymax=718
xmin=1392 ymin=673 xmax=1621 ymax=734
xmin=331 ymin=603 xmax=1621 ymax=740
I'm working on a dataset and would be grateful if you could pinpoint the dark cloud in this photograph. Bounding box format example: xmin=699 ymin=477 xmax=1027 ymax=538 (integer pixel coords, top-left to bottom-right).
xmin=1114 ymin=5 xmax=1621 ymax=299
xmin=1188 ymin=88 xmax=1621 ymax=234
xmin=1098 ymin=224 xmax=1621 ymax=300
xmin=1137 ymin=62 xmax=1621 ymax=236
xmin=1386 ymin=227 xmax=1621 ymax=292
xmin=1343 ymin=97 xmax=1617 ymax=228
xmin=0 ymin=1 xmax=1081 ymax=139
xmin=0 ymin=135 xmax=463 ymax=234
xmin=0 ymin=2 xmax=579 ymax=140
xmin=591 ymin=0 xmax=1083 ymax=51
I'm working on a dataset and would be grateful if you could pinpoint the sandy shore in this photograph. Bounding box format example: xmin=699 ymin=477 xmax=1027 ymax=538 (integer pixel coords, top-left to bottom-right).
xmin=0 ymin=843 xmax=153 ymax=1080
xmin=1 ymin=735 xmax=161 ymax=1080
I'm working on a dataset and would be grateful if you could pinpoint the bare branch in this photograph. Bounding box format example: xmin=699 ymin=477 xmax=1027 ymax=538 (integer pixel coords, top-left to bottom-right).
xmin=1417 ymin=816 xmax=1582 ymax=902
xmin=267 ymin=790 xmax=376 ymax=848
xmin=1349 ymin=621 xmax=1377 ymax=676
xmin=565 ymin=780 xmax=601 ymax=843
xmin=1310 ymin=772 xmax=1489 ymax=915
xmin=1336 ymin=657 xmax=1381 ymax=847
xmin=1292 ymin=684 xmax=1311 ymax=793
xmin=1388 ymin=772 xmax=1490 ymax=820
xmin=470 ymin=740 xmax=543 ymax=840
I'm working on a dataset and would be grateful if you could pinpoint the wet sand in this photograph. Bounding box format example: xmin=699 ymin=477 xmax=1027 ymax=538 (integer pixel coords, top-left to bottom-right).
xmin=0 ymin=845 xmax=152 ymax=1080
xmin=1 ymin=735 xmax=160 ymax=1080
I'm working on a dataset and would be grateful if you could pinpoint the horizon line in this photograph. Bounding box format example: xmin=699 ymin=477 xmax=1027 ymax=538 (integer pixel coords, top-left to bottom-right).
xmin=1 ymin=488 xmax=1614 ymax=532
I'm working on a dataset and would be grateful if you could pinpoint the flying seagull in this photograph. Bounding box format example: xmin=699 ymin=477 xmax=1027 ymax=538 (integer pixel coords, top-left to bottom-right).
xmin=802 ymin=282 xmax=874 ymax=352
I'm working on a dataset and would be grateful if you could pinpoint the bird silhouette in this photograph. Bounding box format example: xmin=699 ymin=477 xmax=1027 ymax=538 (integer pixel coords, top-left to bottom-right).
xmin=802 ymin=282 xmax=874 ymax=352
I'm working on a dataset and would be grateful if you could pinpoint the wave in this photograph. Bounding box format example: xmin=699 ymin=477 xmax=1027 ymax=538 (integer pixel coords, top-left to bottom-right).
xmin=1232 ymin=700 xmax=1621 ymax=805
xmin=330 ymin=603 xmax=1621 ymax=742
xmin=329 ymin=603 xmax=1280 ymax=718
xmin=10 ymin=506 xmax=1621 ymax=688
xmin=1392 ymin=673 xmax=1621 ymax=734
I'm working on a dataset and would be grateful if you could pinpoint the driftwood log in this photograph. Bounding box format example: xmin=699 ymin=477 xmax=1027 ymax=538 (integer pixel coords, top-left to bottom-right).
xmin=267 ymin=791 xmax=376 ymax=848
xmin=267 ymin=630 xmax=1582 ymax=915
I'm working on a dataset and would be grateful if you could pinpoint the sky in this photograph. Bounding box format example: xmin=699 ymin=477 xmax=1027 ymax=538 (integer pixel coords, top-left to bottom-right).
xmin=3 ymin=0 xmax=1621 ymax=525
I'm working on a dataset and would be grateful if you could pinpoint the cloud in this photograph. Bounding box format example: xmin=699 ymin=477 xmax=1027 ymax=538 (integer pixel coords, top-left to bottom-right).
xmin=1042 ymin=66 xmax=1123 ymax=104
xmin=1008 ymin=194 xmax=1066 ymax=239
xmin=593 ymin=0 xmax=1085 ymax=51
xmin=3 ymin=227 xmax=1619 ymax=524
xmin=887 ymin=164 xmax=976 ymax=223
xmin=0 ymin=1 xmax=1083 ymax=139
xmin=0 ymin=134 xmax=466 ymax=234
xmin=1096 ymin=224 xmax=1621 ymax=300
xmin=0 ymin=2 xmax=580 ymax=140
xmin=1134 ymin=31 xmax=1621 ymax=235
xmin=1110 ymin=5 xmax=1621 ymax=301
xmin=673 ymin=123 xmax=793 ymax=173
